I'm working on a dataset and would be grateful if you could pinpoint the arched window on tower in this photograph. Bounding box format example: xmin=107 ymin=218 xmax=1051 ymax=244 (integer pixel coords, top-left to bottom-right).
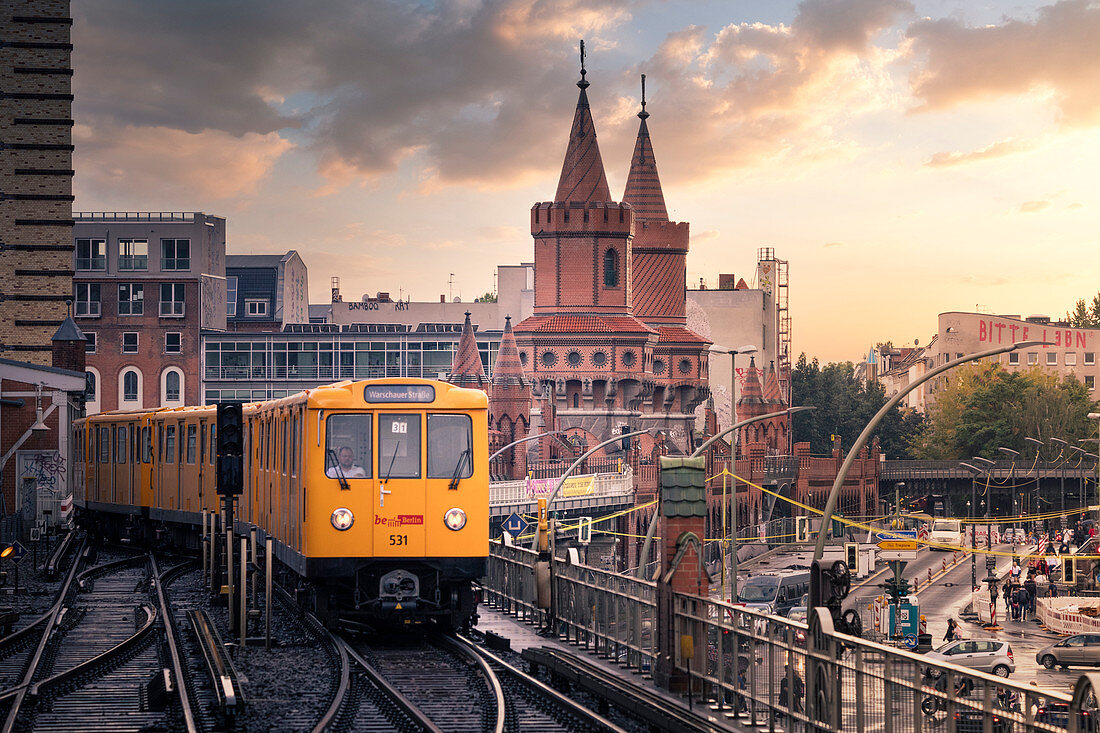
xmin=603 ymin=249 xmax=619 ymax=287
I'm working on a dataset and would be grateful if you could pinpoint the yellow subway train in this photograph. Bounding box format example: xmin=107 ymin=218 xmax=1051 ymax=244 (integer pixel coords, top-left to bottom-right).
xmin=73 ymin=378 xmax=489 ymax=627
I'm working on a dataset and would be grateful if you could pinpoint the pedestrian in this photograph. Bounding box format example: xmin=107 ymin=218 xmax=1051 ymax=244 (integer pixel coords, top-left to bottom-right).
xmin=1010 ymin=560 xmax=1022 ymax=581
xmin=1016 ymin=585 xmax=1029 ymax=621
xmin=945 ymin=618 xmax=960 ymax=642
xmin=1024 ymin=577 xmax=1037 ymax=615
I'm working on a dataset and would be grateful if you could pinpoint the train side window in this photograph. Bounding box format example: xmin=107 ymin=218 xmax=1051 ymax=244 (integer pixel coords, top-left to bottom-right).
xmin=200 ymin=423 xmax=207 ymax=464
xmin=158 ymin=424 xmax=164 ymax=463
xmin=379 ymin=414 xmax=421 ymax=479
xmin=210 ymin=425 xmax=216 ymax=465
xmin=292 ymin=413 xmax=299 ymax=477
xmin=427 ymin=414 xmax=473 ymax=479
xmin=186 ymin=425 xmax=197 ymax=464
xmin=115 ymin=426 xmax=127 ymax=464
xmin=166 ymin=427 xmax=176 ymax=464
xmin=99 ymin=427 xmax=110 ymax=464
xmin=142 ymin=427 xmax=152 ymax=463
xmin=282 ymin=418 xmax=288 ymax=475
xmin=324 ymin=414 xmax=371 ymax=478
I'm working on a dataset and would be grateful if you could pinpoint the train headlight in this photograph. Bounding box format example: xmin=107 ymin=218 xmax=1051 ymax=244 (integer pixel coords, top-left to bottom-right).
xmin=443 ymin=507 xmax=467 ymax=531
xmin=331 ymin=507 xmax=354 ymax=531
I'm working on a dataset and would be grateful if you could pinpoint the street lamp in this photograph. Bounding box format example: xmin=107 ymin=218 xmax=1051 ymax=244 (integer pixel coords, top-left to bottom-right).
xmin=1071 ymin=445 xmax=1094 ymax=510
xmin=1050 ymin=437 xmax=1069 ymax=524
xmin=997 ymin=447 xmax=1020 ymax=539
xmin=960 ymin=462 xmax=985 ymax=592
xmin=1025 ymin=436 xmax=1044 ymax=532
xmin=812 ymin=339 xmax=1051 ymax=571
xmin=972 ymin=455 xmax=997 ymax=602
xmin=709 ymin=344 xmax=758 ymax=455
xmin=1089 ymin=413 xmax=1100 ymax=511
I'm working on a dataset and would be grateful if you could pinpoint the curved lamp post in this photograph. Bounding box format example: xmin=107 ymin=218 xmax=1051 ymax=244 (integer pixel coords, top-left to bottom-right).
xmin=997 ymin=447 xmax=1020 ymax=537
xmin=813 ymin=340 xmax=1050 ymax=565
xmin=635 ymin=405 xmax=816 ymax=580
xmin=488 ymin=430 xmax=565 ymax=463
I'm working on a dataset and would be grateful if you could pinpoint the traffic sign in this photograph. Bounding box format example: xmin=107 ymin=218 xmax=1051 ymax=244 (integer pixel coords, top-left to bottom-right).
xmin=879 ymin=550 xmax=919 ymax=561
xmin=877 ymin=540 xmax=918 ymax=551
xmin=502 ymin=513 xmax=527 ymax=536
xmin=903 ymin=634 xmax=918 ymax=649
xmin=6 ymin=542 xmax=27 ymax=564
xmin=877 ymin=530 xmax=917 ymax=540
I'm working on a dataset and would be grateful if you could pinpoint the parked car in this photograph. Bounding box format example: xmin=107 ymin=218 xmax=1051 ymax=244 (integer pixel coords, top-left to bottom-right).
xmin=1036 ymin=634 xmax=1100 ymax=669
xmin=786 ymin=606 xmax=807 ymax=644
xmin=924 ymin=639 xmax=1015 ymax=677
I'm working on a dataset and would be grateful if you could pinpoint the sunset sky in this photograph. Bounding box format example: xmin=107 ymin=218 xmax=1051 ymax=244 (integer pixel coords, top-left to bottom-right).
xmin=70 ymin=0 xmax=1100 ymax=362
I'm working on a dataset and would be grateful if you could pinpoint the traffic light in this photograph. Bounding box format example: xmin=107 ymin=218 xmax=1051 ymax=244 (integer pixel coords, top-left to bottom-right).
xmin=796 ymin=516 xmax=810 ymax=543
xmin=621 ymin=425 xmax=631 ymax=451
xmin=882 ymin=576 xmax=911 ymax=604
xmin=1063 ymin=557 xmax=1076 ymax=585
xmin=845 ymin=543 xmax=859 ymax=574
xmin=216 ymin=402 xmax=244 ymax=496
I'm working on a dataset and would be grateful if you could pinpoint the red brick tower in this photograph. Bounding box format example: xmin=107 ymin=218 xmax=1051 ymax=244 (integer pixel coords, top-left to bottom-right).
xmin=622 ymin=75 xmax=711 ymax=433
xmin=490 ymin=316 xmax=530 ymax=479
xmin=515 ymin=46 xmax=660 ymax=452
xmin=762 ymin=360 xmax=789 ymax=451
xmin=447 ymin=312 xmax=487 ymax=389
xmin=736 ymin=357 xmax=767 ymax=451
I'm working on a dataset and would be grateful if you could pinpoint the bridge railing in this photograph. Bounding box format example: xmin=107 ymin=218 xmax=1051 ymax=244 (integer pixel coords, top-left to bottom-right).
xmin=483 ymin=540 xmax=1093 ymax=730
xmin=488 ymin=469 xmax=634 ymax=508
xmin=675 ymin=595 xmax=1080 ymax=732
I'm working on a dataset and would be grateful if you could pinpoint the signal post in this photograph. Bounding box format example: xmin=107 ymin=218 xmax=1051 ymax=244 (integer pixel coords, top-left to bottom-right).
xmin=216 ymin=403 xmax=244 ymax=636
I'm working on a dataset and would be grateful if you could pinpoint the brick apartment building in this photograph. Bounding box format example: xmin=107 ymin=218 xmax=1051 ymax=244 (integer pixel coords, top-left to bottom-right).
xmin=72 ymin=213 xmax=226 ymax=413
xmin=0 ymin=2 xmax=75 ymax=364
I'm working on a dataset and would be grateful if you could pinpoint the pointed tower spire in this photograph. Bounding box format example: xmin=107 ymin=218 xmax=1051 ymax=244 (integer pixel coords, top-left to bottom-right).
xmin=448 ymin=312 xmax=487 ymax=389
xmin=491 ymin=316 xmax=527 ymax=388
xmin=554 ymin=40 xmax=612 ymax=203
xmin=763 ymin=360 xmax=786 ymax=406
xmin=622 ymin=73 xmax=668 ymax=221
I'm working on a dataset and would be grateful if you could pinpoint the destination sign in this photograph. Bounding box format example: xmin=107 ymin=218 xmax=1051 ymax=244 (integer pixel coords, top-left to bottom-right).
xmin=364 ymin=384 xmax=436 ymax=403
xmin=877 ymin=540 xmax=918 ymax=551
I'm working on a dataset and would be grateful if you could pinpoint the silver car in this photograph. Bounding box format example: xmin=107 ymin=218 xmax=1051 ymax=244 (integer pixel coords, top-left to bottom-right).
xmin=1036 ymin=634 xmax=1100 ymax=669
xmin=923 ymin=639 xmax=1015 ymax=678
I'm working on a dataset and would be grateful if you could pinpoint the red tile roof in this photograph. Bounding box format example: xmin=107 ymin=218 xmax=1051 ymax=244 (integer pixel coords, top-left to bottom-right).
xmin=514 ymin=314 xmax=656 ymax=335
xmin=554 ymin=83 xmax=612 ymax=204
xmin=656 ymin=326 xmax=711 ymax=345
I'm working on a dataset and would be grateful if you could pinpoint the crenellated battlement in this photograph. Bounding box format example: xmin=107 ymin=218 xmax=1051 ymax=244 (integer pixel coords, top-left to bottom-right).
xmin=531 ymin=201 xmax=635 ymax=236
xmin=632 ymin=219 xmax=689 ymax=251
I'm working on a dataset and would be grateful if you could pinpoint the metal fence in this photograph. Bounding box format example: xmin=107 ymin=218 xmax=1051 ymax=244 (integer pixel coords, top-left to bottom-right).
xmin=484 ymin=539 xmax=1097 ymax=732
xmin=489 ymin=470 xmax=635 ymax=508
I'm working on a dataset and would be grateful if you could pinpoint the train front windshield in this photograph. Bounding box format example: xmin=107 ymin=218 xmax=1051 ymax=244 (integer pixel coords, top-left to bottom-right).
xmin=739 ymin=579 xmax=779 ymax=603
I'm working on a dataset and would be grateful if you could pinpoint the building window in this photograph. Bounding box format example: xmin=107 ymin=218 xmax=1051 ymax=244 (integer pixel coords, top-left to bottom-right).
xmin=165 ymin=332 xmax=181 ymax=354
xmin=123 ymin=332 xmax=138 ymax=353
xmin=160 ymin=283 xmax=185 ymax=317
xmin=603 ymin=249 xmax=619 ymax=287
xmin=1008 ymin=352 xmax=1019 ymax=365
xmin=75 ymin=283 xmax=101 ymax=317
xmin=1046 ymin=352 xmax=1058 ymax=366
xmin=541 ymin=351 xmax=557 ymax=367
xmin=226 ymin=276 xmax=238 ymax=317
xmin=166 ymin=370 xmax=181 ymax=402
xmin=161 ymin=239 xmax=190 ymax=270
xmin=85 ymin=332 xmax=96 ymax=354
xmin=1086 ymin=353 xmax=1095 ymax=366
xmin=1027 ymin=352 xmax=1038 ymax=365
xmin=245 ymin=299 xmax=268 ymax=317
xmin=567 ymin=350 xmax=582 ymax=366
xmin=1067 ymin=353 xmax=1078 ymax=366
xmin=622 ymin=350 xmax=637 ymax=367
xmin=122 ymin=369 xmax=139 ymax=401
xmin=653 ymin=359 xmax=666 ymax=375
xmin=75 ymin=238 xmax=106 ymax=270
xmin=592 ymin=351 xmax=607 ymax=367
xmin=118 ymin=239 xmax=148 ymax=270
xmin=1087 ymin=375 xmax=1096 ymax=390
xmin=679 ymin=358 xmax=693 ymax=374
xmin=86 ymin=370 xmax=96 ymax=401
xmin=118 ymin=283 xmax=144 ymax=315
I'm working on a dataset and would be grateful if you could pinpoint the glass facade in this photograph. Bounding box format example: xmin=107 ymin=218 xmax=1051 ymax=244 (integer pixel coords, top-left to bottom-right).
xmin=202 ymin=330 xmax=499 ymax=405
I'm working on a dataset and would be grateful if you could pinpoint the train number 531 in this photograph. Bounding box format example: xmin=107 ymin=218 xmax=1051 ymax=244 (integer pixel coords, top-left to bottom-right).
xmin=389 ymin=535 xmax=408 ymax=546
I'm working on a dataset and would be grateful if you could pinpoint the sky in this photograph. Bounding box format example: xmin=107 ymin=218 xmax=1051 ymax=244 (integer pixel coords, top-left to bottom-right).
xmin=70 ymin=0 xmax=1100 ymax=362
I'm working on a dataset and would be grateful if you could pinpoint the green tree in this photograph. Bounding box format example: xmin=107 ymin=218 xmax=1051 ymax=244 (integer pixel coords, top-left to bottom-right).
xmin=790 ymin=353 xmax=924 ymax=458
xmin=913 ymin=362 xmax=1097 ymax=459
xmin=1066 ymin=292 xmax=1100 ymax=328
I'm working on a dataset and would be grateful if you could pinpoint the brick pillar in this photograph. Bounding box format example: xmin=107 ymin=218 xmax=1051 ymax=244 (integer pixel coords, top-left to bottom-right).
xmin=655 ymin=456 xmax=709 ymax=693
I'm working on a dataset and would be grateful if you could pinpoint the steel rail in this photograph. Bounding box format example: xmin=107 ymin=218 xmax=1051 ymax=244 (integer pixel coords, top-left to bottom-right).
xmin=340 ymin=639 xmax=443 ymax=733
xmin=151 ymin=555 xmax=198 ymax=733
xmin=456 ymin=633 xmax=627 ymax=733
xmin=435 ymin=634 xmax=505 ymax=733
xmin=0 ymin=533 xmax=87 ymax=733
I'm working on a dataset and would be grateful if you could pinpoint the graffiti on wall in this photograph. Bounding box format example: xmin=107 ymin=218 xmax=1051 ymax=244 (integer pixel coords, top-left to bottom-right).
xmin=15 ymin=450 xmax=66 ymax=521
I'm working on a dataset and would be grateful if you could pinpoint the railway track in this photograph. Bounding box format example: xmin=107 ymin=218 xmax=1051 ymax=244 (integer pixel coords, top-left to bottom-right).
xmin=0 ymin=546 xmax=200 ymax=733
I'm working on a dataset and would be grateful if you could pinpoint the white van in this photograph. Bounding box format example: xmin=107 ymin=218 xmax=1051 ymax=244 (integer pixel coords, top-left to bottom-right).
xmin=929 ymin=519 xmax=963 ymax=550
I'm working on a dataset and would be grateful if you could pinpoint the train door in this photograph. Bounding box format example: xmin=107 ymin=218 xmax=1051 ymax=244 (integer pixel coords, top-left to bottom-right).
xmin=129 ymin=421 xmax=138 ymax=506
xmin=374 ymin=412 xmax=426 ymax=556
xmin=176 ymin=419 xmax=185 ymax=510
xmin=199 ymin=421 xmax=207 ymax=511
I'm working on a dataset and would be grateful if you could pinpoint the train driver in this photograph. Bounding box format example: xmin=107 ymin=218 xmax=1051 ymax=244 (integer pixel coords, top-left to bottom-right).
xmin=328 ymin=446 xmax=367 ymax=478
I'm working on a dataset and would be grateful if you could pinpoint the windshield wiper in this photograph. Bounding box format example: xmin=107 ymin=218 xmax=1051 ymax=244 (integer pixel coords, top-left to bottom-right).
xmin=447 ymin=432 xmax=472 ymax=491
xmin=327 ymin=448 xmax=350 ymax=491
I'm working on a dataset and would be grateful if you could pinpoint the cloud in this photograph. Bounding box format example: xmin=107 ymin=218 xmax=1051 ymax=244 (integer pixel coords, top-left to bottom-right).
xmin=691 ymin=229 xmax=720 ymax=242
xmin=924 ymin=138 xmax=1038 ymax=167
xmin=907 ymin=0 xmax=1100 ymax=124
xmin=476 ymin=225 xmax=525 ymax=241
xmin=73 ymin=124 xmax=292 ymax=203
xmin=823 ymin=241 xmax=844 ymax=248
xmin=1019 ymin=200 xmax=1052 ymax=213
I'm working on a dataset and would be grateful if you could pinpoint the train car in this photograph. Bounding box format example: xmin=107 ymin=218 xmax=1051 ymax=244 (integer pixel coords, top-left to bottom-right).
xmin=74 ymin=378 xmax=488 ymax=628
